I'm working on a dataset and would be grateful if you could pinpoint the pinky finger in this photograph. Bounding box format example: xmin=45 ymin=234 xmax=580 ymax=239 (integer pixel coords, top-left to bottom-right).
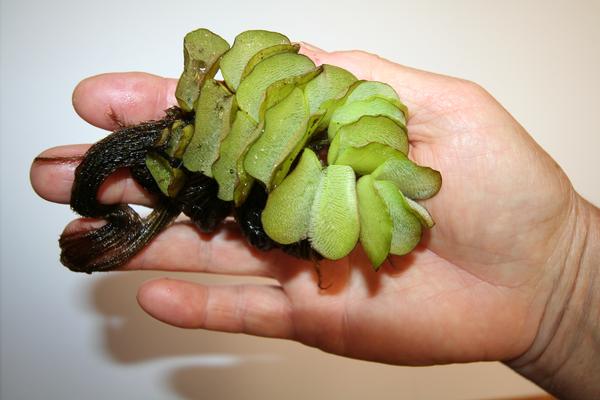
xmin=137 ymin=278 xmax=295 ymax=340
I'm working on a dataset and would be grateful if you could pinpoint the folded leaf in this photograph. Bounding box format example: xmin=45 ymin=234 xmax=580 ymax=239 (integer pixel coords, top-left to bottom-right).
xmin=244 ymin=87 xmax=309 ymax=189
xmin=145 ymin=152 xmax=186 ymax=197
xmin=345 ymin=80 xmax=408 ymax=119
xmin=236 ymin=52 xmax=314 ymax=122
xmin=212 ymin=110 xmax=258 ymax=201
xmin=308 ymin=165 xmax=359 ymax=259
xmin=182 ymin=80 xmax=237 ymax=175
xmin=175 ymin=29 xmax=229 ymax=112
xmin=357 ymin=175 xmax=392 ymax=269
xmin=262 ymin=149 xmax=323 ymax=244
xmin=371 ymin=155 xmax=442 ymax=200
xmin=334 ymin=142 xmax=405 ymax=176
xmin=373 ymin=180 xmax=422 ymax=256
xmin=328 ymin=115 xmax=408 ymax=165
xmin=221 ymin=30 xmax=290 ymax=92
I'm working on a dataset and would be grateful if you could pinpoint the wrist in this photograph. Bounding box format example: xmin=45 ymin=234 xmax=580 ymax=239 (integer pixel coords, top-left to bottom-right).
xmin=509 ymin=194 xmax=600 ymax=399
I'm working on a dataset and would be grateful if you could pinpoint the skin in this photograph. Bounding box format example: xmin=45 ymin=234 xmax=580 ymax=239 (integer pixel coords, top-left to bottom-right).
xmin=30 ymin=44 xmax=599 ymax=399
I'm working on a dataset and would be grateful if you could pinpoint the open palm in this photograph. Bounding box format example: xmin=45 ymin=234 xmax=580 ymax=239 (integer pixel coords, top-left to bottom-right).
xmin=31 ymin=45 xmax=577 ymax=367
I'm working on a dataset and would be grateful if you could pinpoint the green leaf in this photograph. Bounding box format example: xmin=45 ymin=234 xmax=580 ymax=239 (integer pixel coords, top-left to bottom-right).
xmin=233 ymin=157 xmax=256 ymax=206
xmin=220 ymin=30 xmax=290 ymax=92
xmin=405 ymin=197 xmax=435 ymax=228
xmin=334 ymin=142 xmax=406 ymax=176
xmin=328 ymin=115 xmax=409 ymax=165
xmin=356 ymin=175 xmax=392 ymax=269
xmin=241 ymin=43 xmax=300 ymax=82
xmin=304 ymin=64 xmax=358 ymax=117
xmin=308 ymin=165 xmax=359 ymax=260
xmin=344 ymin=80 xmax=408 ymax=119
xmin=182 ymin=80 xmax=237 ymax=176
xmin=236 ymin=52 xmax=315 ymax=122
xmin=164 ymin=121 xmax=194 ymax=159
xmin=373 ymin=180 xmax=422 ymax=256
xmin=243 ymin=87 xmax=309 ymax=189
xmin=259 ymin=67 xmax=322 ymax=120
xmin=175 ymin=29 xmax=230 ymax=112
xmin=371 ymin=155 xmax=442 ymax=200
xmin=212 ymin=110 xmax=259 ymax=201
xmin=328 ymin=97 xmax=406 ymax=141
xmin=262 ymin=149 xmax=323 ymax=244
xmin=145 ymin=152 xmax=186 ymax=197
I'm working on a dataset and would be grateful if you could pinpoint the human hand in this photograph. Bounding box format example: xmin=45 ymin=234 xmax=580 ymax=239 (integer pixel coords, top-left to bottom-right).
xmin=30 ymin=44 xmax=599 ymax=397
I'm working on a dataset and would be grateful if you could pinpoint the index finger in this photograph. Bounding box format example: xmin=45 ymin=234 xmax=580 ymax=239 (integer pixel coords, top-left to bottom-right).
xmin=73 ymin=49 xmax=448 ymax=132
xmin=72 ymin=72 xmax=178 ymax=131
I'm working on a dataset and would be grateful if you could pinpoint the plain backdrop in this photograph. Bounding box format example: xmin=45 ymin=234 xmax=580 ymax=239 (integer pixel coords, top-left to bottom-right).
xmin=1 ymin=0 xmax=598 ymax=399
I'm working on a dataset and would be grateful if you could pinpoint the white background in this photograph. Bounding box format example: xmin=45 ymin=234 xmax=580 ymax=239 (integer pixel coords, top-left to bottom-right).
xmin=1 ymin=0 xmax=599 ymax=399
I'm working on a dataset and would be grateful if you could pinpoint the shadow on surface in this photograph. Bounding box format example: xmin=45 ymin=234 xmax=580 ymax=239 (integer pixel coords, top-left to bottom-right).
xmin=85 ymin=272 xmax=278 ymax=363
xmin=166 ymin=359 xmax=307 ymax=400
xmin=84 ymin=271 xmax=288 ymax=398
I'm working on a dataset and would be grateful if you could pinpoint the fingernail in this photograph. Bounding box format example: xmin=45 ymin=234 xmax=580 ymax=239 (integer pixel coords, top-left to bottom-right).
xmin=299 ymin=41 xmax=325 ymax=52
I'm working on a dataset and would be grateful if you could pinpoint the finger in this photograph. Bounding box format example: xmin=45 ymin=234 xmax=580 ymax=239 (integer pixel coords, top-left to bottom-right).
xmin=137 ymin=278 xmax=294 ymax=339
xmin=62 ymin=218 xmax=283 ymax=277
xmin=298 ymin=43 xmax=459 ymax=116
xmin=72 ymin=72 xmax=178 ymax=131
xmin=31 ymin=145 xmax=157 ymax=206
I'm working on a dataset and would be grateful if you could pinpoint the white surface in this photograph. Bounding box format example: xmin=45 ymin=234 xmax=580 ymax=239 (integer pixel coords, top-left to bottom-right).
xmin=1 ymin=0 xmax=598 ymax=399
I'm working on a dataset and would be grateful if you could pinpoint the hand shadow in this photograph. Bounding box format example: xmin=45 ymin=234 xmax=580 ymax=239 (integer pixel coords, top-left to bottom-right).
xmin=83 ymin=271 xmax=282 ymax=364
xmin=165 ymin=359 xmax=290 ymax=400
